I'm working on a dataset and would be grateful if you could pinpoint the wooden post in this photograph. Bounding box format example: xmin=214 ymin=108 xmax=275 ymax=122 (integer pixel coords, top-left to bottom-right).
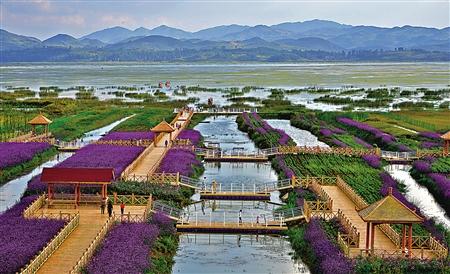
xmin=371 ymin=223 xmax=376 ymax=254
xmin=113 ymin=192 xmax=118 ymax=204
xmin=408 ymin=224 xmax=413 ymax=258
xmin=402 ymin=224 xmax=406 ymax=255
xmin=365 ymin=222 xmax=370 ymax=254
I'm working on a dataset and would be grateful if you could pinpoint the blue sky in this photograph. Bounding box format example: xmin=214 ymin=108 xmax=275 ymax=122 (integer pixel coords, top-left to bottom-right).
xmin=1 ymin=0 xmax=449 ymax=39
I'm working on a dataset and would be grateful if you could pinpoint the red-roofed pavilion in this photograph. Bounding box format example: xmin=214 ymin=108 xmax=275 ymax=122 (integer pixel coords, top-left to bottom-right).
xmin=41 ymin=167 xmax=115 ymax=206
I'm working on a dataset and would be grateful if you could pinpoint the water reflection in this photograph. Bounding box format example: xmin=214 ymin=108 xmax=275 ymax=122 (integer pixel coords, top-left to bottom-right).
xmin=385 ymin=164 xmax=450 ymax=229
xmin=265 ymin=119 xmax=329 ymax=147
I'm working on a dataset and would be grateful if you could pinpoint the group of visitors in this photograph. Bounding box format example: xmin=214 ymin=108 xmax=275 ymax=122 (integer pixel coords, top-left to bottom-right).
xmin=100 ymin=198 xmax=126 ymax=217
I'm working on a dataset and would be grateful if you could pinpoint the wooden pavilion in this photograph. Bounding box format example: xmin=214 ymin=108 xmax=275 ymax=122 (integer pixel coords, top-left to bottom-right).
xmin=41 ymin=167 xmax=115 ymax=206
xmin=151 ymin=120 xmax=175 ymax=145
xmin=28 ymin=114 xmax=52 ymax=136
xmin=358 ymin=187 xmax=423 ymax=257
xmin=442 ymin=131 xmax=450 ymax=155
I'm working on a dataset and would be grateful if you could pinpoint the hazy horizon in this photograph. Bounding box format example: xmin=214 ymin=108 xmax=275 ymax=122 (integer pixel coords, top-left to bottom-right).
xmin=1 ymin=0 xmax=449 ymax=40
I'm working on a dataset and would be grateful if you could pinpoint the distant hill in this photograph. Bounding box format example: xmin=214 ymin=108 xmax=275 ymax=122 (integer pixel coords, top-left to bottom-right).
xmin=1 ymin=19 xmax=449 ymax=62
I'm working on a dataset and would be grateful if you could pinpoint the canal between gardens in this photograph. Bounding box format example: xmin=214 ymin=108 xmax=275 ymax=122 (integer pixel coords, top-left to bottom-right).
xmin=172 ymin=115 xmax=309 ymax=274
xmin=0 ymin=116 xmax=133 ymax=213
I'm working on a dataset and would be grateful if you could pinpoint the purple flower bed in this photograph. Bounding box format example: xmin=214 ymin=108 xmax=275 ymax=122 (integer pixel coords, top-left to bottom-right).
xmin=57 ymin=144 xmax=144 ymax=176
xmin=337 ymin=117 xmax=396 ymax=145
xmin=362 ymin=155 xmax=381 ymax=168
xmin=420 ymin=141 xmax=441 ymax=149
xmin=87 ymin=223 xmax=159 ymax=274
xmin=319 ymin=128 xmax=333 ymax=137
xmin=101 ymin=131 xmax=155 ymax=141
xmin=0 ymin=142 xmax=52 ymax=169
xmin=332 ymin=127 xmax=347 ymax=134
xmin=157 ymin=148 xmax=201 ymax=176
xmin=354 ymin=137 xmax=373 ymax=149
xmin=275 ymin=155 xmax=295 ymax=178
xmin=0 ymin=195 xmax=65 ymax=273
xmin=242 ymin=112 xmax=293 ymax=146
xmin=331 ymin=139 xmax=348 ymax=148
xmin=418 ymin=131 xmax=442 ymax=140
xmin=176 ymin=129 xmax=202 ymax=146
xmin=380 ymin=172 xmax=417 ymax=211
xmin=428 ymin=173 xmax=450 ymax=200
xmin=150 ymin=211 xmax=176 ymax=236
xmin=305 ymin=218 xmax=353 ymax=274
xmin=413 ymin=160 xmax=432 ymax=173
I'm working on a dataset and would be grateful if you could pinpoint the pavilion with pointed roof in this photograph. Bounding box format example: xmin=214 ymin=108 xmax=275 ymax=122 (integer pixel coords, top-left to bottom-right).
xmin=358 ymin=187 xmax=423 ymax=257
xmin=28 ymin=114 xmax=52 ymax=136
xmin=441 ymin=131 xmax=450 ymax=155
xmin=151 ymin=120 xmax=175 ymax=146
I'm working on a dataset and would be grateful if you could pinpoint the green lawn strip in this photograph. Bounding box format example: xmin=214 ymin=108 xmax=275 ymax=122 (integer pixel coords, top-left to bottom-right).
xmin=0 ymin=147 xmax=58 ymax=186
xmin=112 ymin=108 xmax=175 ymax=132
xmin=333 ymin=134 xmax=366 ymax=149
xmin=431 ymin=157 xmax=450 ymax=173
xmin=50 ymin=107 xmax=133 ymax=141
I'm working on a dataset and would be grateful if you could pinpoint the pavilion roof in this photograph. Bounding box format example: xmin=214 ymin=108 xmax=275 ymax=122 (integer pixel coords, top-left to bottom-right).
xmin=151 ymin=121 xmax=175 ymax=133
xmin=441 ymin=131 xmax=450 ymax=140
xmin=28 ymin=114 xmax=52 ymax=125
xmin=41 ymin=167 xmax=115 ymax=184
xmin=358 ymin=188 xmax=423 ymax=223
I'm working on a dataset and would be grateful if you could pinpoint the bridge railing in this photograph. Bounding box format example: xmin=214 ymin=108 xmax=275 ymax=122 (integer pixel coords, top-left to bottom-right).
xmin=179 ymin=175 xmax=202 ymax=189
xmin=179 ymin=211 xmax=285 ymax=227
xmin=152 ymin=200 xmax=183 ymax=219
xmin=200 ymin=179 xmax=293 ymax=194
xmin=177 ymin=107 xmax=258 ymax=114
xmin=380 ymin=150 xmax=417 ymax=160
xmin=20 ymin=213 xmax=80 ymax=274
xmin=70 ymin=217 xmax=115 ymax=274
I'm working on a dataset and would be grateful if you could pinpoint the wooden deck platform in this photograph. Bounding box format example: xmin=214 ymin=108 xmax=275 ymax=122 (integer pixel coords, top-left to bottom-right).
xmin=35 ymin=205 xmax=146 ymax=274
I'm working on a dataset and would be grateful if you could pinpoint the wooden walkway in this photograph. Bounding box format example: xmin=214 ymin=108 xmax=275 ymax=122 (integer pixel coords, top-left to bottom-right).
xmin=320 ymin=185 xmax=397 ymax=257
xmin=35 ymin=205 xmax=146 ymax=274
xmin=126 ymin=111 xmax=192 ymax=179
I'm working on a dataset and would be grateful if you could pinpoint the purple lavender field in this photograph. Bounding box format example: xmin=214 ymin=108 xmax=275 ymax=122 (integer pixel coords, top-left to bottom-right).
xmin=57 ymin=144 xmax=144 ymax=176
xmin=0 ymin=196 xmax=65 ymax=273
xmin=176 ymin=129 xmax=202 ymax=146
xmin=0 ymin=142 xmax=52 ymax=169
xmin=157 ymin=148 xmax=201 ymax=176
xmin=101 ymin=131 xmax=155 ymax=141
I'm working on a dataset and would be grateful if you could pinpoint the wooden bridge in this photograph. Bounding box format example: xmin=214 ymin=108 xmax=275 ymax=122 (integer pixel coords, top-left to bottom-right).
xmin=174 ymin=107 xmax=258 ymax=115
xmin=199 ymin=179 xmax=294 ymax=200
xmin=196 ymin=148 xmax=269 ymax=162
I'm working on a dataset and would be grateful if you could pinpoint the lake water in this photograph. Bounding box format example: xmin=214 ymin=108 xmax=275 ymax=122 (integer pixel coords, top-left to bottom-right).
xmin=172 ymin=115 xmax=309 ymax=273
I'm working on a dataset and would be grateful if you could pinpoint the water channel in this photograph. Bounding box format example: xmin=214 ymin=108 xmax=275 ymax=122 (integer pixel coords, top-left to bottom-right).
xmin=0 ymin=116 xmax=132 ymax=213
xmin=172 ymin=115 xmax=309 ymax=274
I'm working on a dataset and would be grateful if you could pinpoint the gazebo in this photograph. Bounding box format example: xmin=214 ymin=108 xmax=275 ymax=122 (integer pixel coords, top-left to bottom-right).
xmin=151 ymin=121 xmax=175 ymax=145
xmin=41 ymin=167 xmax=115 ymax=206
xmin=28 ymin=114 xmax=52 ymax=136
xmin=442 ymin=131 xmax=450 ymax=155
xmin=358 ymin=187 xmax=423 ymax=257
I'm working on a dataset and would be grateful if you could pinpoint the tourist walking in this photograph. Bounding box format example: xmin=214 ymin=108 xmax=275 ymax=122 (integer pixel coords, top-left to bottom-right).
xmin=100 ymin=198 xmax=106 ymax=214
xmin=165 ymin=139 xmax=168 ymax=147
xmin=107 ymin=200 xmax=113 ymax=217
xmin=238 ymin=209 xmax=243 ymax=224
xmin=201 ymin=200 xmax=205 ymax=215
xmin=120 ymin=202 xmax=125 ymax=215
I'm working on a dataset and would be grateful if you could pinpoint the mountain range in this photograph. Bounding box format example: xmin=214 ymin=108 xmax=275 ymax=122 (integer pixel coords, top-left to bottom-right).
xmin=1 ymin=20 xmax=449 ymax=62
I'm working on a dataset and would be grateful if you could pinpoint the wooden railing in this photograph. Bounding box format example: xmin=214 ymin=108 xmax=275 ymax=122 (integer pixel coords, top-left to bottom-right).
xmin=20 ymin=213 xmax=80 ymax=274
xmin=336 ymin=209 xmax=360 ymax=248
xmin=308 ymin=177 xmax=334 ymax=209
xmin=23 ymin=194 xmax=46 ymax=218
xmin=70 ymin=217 xmax=115 ymax=274
xmin=121 ymin=142 xmax=155 ymax=178
xmin=110 ymin=193 xmax=151 ymax=206
xmin=112 ymin=213 xmax=147 ymax=223
xmin=336 ymin=176 xmax=368 ymax=210
xmin=143 ymin=195 xmax=153 ymax=220
xmin=94 ymin=139 xmax=153 ymax=147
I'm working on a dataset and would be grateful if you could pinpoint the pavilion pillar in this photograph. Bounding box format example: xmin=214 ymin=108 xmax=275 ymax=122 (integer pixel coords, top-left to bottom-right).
xmin=365 ymin=222 xmax=370 ymax=254
xmin=47 ymin=184 xmax=52 ymax=200
xmin=401 ymin=224 xmax=406 ymax=255
xmin=408 ymin=224 xmax=413 ymax=258
xmin=370 ymin=223 xmax=376 ymax=254
xmin=444 ymin=140 xmax=449 ymax=156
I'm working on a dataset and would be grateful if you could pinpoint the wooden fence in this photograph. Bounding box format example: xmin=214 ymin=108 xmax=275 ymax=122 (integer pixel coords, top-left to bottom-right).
xmin=93 ymin=139 xmax=153 ymax=147
xmin=120 ymin=142 xmax=156 ymax=178
xmin=20 ymin=213 xmax=80 ymax=274
xmin=336 ymin=176 xmax=368 ymax=210
xmin=23 ymin=194 xmax=46 ymax=218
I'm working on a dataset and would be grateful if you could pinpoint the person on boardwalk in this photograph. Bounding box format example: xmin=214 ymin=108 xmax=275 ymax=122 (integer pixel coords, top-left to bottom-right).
xmin=201 ymin=200 xmax=205 ymax=215
xmin=238 ymin=209 xmax=243 ymax=225
xmin=212 ymin=180 xmax=218 ymax=193
xmin=120 ymin=202 xmax=125 ymax=215
xmin=107 ymin=200 xmax=113 ymax=217
xmin=100 ymin=198 xmax=106 ymax=214
xmin=165 ymin=139 xmax=168 ymax=147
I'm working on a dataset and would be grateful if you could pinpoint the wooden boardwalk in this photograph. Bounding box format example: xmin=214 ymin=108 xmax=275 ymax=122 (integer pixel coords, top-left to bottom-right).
xmin=126 ymin=111 xmax=192 ymax=178
xmin=35 ymin=205 xmax=146 ymax=274
xmin=320 ymin=185 xmax=397 ymax=257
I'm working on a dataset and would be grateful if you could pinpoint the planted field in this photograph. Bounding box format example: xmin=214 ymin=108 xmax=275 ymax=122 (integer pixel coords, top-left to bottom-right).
xmin=112 ymin=108 xmax=174 ymax=132
xmin=283 ymin=154 xmax=383 ymax=203
xmin=156 ymin=148 xmax=203 ymax=177
xmin=0 ymin=195 xmax=65 ymax=273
